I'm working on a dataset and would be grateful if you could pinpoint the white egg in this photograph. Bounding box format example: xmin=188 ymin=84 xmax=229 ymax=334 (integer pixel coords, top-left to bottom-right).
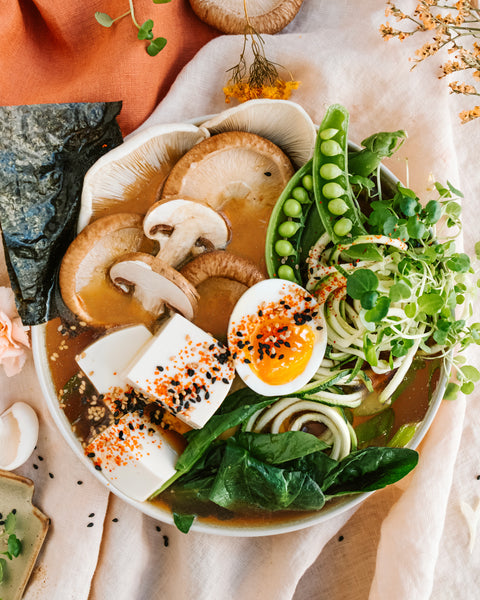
xmin=227 ymin=279 xmax=327 ymax=396
xmin=0 ymin=402 xmax=39 ymax=471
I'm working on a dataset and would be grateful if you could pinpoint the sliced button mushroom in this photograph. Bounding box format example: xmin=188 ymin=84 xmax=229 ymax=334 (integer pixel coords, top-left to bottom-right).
xmin=109 ymin=252 xmax=199 ymax=321
xmin=143 ymin=199 xmax=230 ymax=268
xmin=180 ymin=250 xmax=265 ymax=289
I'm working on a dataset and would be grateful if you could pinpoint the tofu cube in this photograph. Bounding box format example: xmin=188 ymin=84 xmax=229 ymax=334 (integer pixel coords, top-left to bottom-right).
xmin=76 ymin=324 xmax=152 ymax=410
xmin=126 ymin=313 xmax=235 ymax=429
xmin=84 ymin=414 xmax=178 ymax=502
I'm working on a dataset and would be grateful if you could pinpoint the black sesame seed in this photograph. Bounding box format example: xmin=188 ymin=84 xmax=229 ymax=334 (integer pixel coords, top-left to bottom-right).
xmin=338 ymin=535 xmax=344 ymax=542
xmin=33 ymin=464 xmax=38 ymax=469
xmin=163 ymin=535 xmax=169 ymax=547
xmin=157 ymin=365 xmax=164 ymax=372
xmin=87 ymin=452 xmax=95 ymax=458
xmin=38 ymin=456 xmax=44 ymax=461
xmin=89 ymin=513 xmax=95 ymax=518
xmin=87 ymin=522 xmax=94 ymax=528
xmin=77 ymin=481 xmax=83 ymax=485
xmin=222 ymin=378 xmax=229 ymax=384
xmin=12 ymin=509 xmax=16 ymax=515
xmin=113 ymin=518 xmax=119 ymax=522
xmin=95 ymin=464 xmax=102 ymax=471
xmin=244 ymin=358 xmax=251 ymax=364
xmin=156 ymin=525 xmax=161 ymax=532
xmin=49 ymin=472 xmax=54 ymax=479
xmin=128 ymin=422 xmax=134 ymax=431
xmin=477 ymin=475 xmax=480 ymax=480
xmin=264 ymin=172 xmax=271 ymax=177
xmin=187 ymin=369 xmax=195 ymax=377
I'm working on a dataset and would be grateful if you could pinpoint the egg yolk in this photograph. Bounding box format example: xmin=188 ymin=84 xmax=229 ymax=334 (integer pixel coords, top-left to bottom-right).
xmin=244 ymin=315 xmax=316 ymax=386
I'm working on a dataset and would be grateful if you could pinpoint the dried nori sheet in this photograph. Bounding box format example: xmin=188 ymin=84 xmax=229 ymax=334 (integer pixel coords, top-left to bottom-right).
xmin=0 ymin=101 xmax=123 ymax=325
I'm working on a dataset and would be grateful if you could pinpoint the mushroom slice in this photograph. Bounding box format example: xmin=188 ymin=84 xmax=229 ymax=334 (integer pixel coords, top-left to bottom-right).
xmin=161 ymin=131 xmax=294 ymax=211
xmin=201 ymin=99 xmax=316 ymax=168
xmin=143 ymin=199 xmax=230 ymax=267
xmin=60 ymin=213 xmax=153 ymax=327
xmin=188 ymin=0 xmax=304 ymax=34
xmin=109 ymin=253 xmax=199 ymax=321
xmin=180 ymin=250 xmax=265 ymax=289
xmin=77 ymin=123 xmax=210 ymax=233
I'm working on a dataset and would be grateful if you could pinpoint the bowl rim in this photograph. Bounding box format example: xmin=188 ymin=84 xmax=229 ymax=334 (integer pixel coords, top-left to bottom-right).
xmin=31 ymin=112 xmax=449 ymax=537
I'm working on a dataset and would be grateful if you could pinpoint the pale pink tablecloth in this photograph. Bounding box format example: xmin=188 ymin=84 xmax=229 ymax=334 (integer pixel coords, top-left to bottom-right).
xmin=1 ymin=1 xmax=479 ymax=599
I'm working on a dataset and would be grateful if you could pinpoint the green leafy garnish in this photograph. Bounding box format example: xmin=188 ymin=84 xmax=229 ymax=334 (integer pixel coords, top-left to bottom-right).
xmin=0 ymin=511 xmax=23 ymax=584
xmin=95 ymin=1 xmax=171 ymax=56
xmin=173 ymin=513 xmax=195 ymax=534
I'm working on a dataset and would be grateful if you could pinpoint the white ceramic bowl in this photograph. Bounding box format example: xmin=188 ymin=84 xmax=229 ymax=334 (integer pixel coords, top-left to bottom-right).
xmin=31 ymin=117 xmax=448 ymax=536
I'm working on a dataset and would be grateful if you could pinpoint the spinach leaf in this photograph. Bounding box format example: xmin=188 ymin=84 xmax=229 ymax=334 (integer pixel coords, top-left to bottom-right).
xmin=234 ymin=431 xmax=329 ymax=465
xmin=173 ymin=513 xmax=195 ymax=534
xmin=322 ymin=447 xmax=418 ymax=497
xmin=176 ymin=393 xmax=274 ymax=473
xmin=208 ymin=441 xmax=326 ymax=512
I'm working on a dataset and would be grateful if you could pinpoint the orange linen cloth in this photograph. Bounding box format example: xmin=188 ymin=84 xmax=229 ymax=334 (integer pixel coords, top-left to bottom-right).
xmin=0 ymin=0 xmax=218 ymax=135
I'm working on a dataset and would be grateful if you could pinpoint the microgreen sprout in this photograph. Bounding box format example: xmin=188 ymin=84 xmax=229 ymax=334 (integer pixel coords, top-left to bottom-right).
xmin=0 ymin=511 xmax=22 ymax=584
xmin=95 ymin=0 xmax=171 ymax=56
xmin=341 ymin=178 xmax=480 ymax=400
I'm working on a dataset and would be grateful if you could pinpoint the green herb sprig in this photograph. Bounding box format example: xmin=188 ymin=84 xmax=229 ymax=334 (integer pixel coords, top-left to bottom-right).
xmin=0 ymin=511 xmax=22 ymax=584
xmin=95 ymin=0 xmax=171 ymax=56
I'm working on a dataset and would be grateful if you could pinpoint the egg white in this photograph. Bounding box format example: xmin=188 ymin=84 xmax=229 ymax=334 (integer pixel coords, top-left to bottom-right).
xmin=227 ymin=279 xmax=327 ymax=397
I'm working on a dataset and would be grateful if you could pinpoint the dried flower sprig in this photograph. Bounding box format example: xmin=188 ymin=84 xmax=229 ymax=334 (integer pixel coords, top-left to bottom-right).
xmin=95 ymin=0 xmax=171 ymax=56
xmin=223 ymin=0 xmax=300 ymax=103
xmin=380 ymin=0 xmax=480 ymax=123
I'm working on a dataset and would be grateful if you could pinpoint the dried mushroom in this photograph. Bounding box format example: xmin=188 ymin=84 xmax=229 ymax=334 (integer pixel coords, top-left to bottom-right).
xmin=59 ymin=213 xmax=153 ymax=327
xmin=77 ymin=123 xmax=209 ymax=233
xmin=189 ymin=0 xmax=304 ymax=34
xmin=162 ymin=131 xmax=294 ymax=211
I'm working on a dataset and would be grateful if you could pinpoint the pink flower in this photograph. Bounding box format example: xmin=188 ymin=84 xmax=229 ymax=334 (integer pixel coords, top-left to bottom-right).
xmin=0 ymin=286 xmax=30 ymax=377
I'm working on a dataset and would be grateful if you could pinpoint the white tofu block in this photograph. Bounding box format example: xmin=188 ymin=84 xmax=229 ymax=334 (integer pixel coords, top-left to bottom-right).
xmin=76 ymin=325 xmax=153 ymax=409
xmin=126 ymin=313 xmax=235 ymax=429
xmin=85 ymin=414 xmax=178 ymax=502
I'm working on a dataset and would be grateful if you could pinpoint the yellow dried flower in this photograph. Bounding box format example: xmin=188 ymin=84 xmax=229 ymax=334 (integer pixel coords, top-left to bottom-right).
xmin=459 ymin=105 xmax=480 ymax=122
xmin=223 ymin=0 xmax=300 ymax=104
xmin=449 ymin=81 xmax=478 ymax=94
xmin=223 ymin=80 xmax=300 ymax=104
xmin=381 ymin=0 xmax=480 ymax=123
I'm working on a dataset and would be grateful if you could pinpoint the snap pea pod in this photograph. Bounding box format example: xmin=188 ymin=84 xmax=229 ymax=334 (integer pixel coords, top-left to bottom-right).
xmin=313 ymin=104 xmax=366 ymax=243
xmin=265 ymin=159 xmax=316 ymax=284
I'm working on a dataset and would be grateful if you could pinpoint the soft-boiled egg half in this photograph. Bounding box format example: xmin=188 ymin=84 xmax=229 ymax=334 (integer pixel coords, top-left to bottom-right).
xmin=227 ymin=279 xmax=327 ymax=396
